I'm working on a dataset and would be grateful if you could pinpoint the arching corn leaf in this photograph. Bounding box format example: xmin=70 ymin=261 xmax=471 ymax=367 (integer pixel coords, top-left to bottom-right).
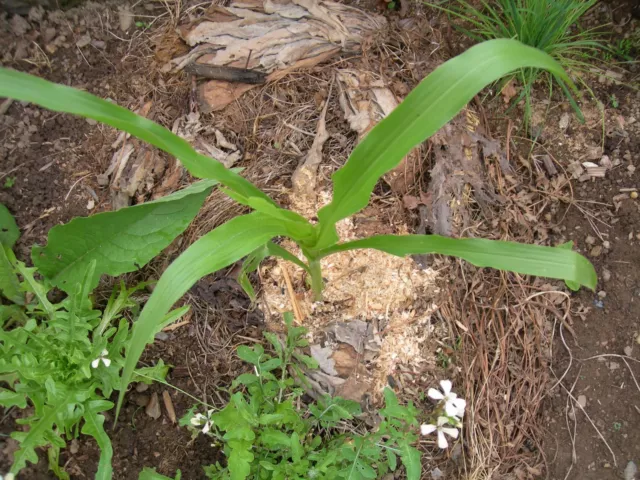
xmin=0 ymin=68 xmax=271 ymax=205
xmin=318 ymin=234 xmax=596 ymax=290
xmin=316 ymin=39 xmax=579 ymax=248
xmin=116 ymin=213 xmax=289 ymax=420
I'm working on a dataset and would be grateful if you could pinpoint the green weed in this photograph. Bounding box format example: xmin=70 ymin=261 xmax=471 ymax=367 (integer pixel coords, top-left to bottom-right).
xmin=3 ymin=177 xmax=15 ymax=188
xmin=181 ymin=315 xmax=422 ymax=480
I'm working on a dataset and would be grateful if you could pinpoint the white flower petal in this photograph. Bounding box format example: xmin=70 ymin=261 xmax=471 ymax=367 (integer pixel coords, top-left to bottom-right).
xmin=444 ymin=401 xmax=459 ymax=417
xmin=202 ymin=421 xmax=211 ymax=435
xmin=101 ymin=349 xmax=109 ymax=356
xmin=190 ymin=417 xmax=201 ymax=426
xmin=437 ymin=416 xmax=450 ymax=426
xmin=91 ymin=358 xmax=100 ymax=368
xmin=440 ymin=380 xmax=452 ymax=395
xmin=442 ymin=427 xmax=459 ymax=439
xmin=437 ymin=430 xmax=448 ymax=449
xmin=421 ymin=424 xmax=437 ymax=435
xmin=453 ymin=398 xmax=466 ymax=416
xmin=102 ymin=358 xmax=111 ymax=368
xmin=428 ymin=388 xmax=444 ymax=400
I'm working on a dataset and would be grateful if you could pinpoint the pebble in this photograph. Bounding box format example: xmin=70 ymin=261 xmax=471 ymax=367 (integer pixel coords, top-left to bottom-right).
xmin=69 ymin=439 xmax=79 ymax=454
xmin=577 ymin=395 xmax=587 ymax=408
xmin=135 ymin=394 xmax=149 ymax=407
xmin=609 ymin=361 xmax=620 ymax=371
xmin=559 ymin=112 xmax=570 ymax=130
xmin=75 ymin=33 xmax=91 ymax=48
xmin=135 ymin=382 xmax=150 ymax=393
xmin=602 ymin=269 xmax=611 ymax=282
xmin=624 ymin=346 xmax=633 ymax=356
xmin=145 ymin=392 xmax=161 ymax=419
xmin=602 ymin=241 xmax=611 ymax=249
xmin=631 ymin=191 xmax=639 ymax=199
xmin=585 ymin=235 xmax=596 ymax=245
xmin=598 ymin=290 xmax=607 ymax=299
xmin=590 ymin=245 xmax=603 ymax=257
xmin=637 ymin=333 xmax=640 ymax=345
xmin=625 ymin=461 xmax=638 ymax=480
xmin=85 ymin=118 xmax=97 ymax=126
xmin=43 ymin=27 xmax=57 ymax=43
xmin=155 ymin=331 xmax=169 ymax=341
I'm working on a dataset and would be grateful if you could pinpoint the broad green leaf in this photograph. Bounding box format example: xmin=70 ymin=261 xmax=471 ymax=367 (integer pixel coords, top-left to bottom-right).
xmin=116 ymin=213 xmax=289 ymax=420
xmin=32 ymin=179 xmax=217 ymax=293
xmin=0 ymin=204 xmax=19 ymax=248
xmin=317 ymin=234 xmax=596 ymax=290
xmin=81 ymin=410 xmax=113 ymax=480
xmin=0 ymin=388 xmax=27 ymax=408
xmin=260 ymin=429 xmax=291 ymax=448
xmin=387 ymin=449 xmax=397 ymax=471
xmin=399 ymin=443 xmax=421 ymax=480
xmin=0 ymin=68 xmax=271 ymax=205
xmin=0 ymin=247 xmax=23 ymax=304
xmin=228 ymin=441 xmax=253 ymax=480
xmin=290 ymin=432 xmax=303 ymax=462
xmin=237 ymin=345 xmax=262 ymax=366
xmin=315 ymin=39 xmax=579 ymax=248
xmin=10 ymin=393 xmax=73 ymax=474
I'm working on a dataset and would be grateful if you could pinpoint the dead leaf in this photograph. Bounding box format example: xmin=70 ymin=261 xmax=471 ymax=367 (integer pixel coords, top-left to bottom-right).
xmin=501 ymin=79 xmax=517 ymax=104
xmin=403 ymin=195 xmax=420 ymax=210
xmin=310 ymin=344 xmax=338 ymax=376
xmin=162 ymin=391 xmax=177 ymax=424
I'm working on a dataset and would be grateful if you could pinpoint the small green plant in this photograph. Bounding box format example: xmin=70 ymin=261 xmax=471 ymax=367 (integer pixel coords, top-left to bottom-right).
xmin=432 ymin=0 xmax=606 ymax=128
xmin=0 ymin=206 xmax=178 ymax=478
xmin=3 ymin=177 xmax=15 ymax=188
xmin=182 ymin=314 xmax=422 ymax=480
xmin=0 ymin=39 xmax=598 ymax=426
xmin=610 ymin=94 xmax=619 ymax=108
xmin=135 ymin=21 xmax=150 ymax=29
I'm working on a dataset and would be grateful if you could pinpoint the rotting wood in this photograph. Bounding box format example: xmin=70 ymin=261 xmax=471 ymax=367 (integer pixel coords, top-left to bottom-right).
xmin=184 ymin=63 xmax=267 ymax=84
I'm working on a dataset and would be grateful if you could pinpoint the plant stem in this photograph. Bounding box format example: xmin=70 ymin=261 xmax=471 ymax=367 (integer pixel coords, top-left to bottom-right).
xmin=309 ymin=260 xmax=323 ymax=301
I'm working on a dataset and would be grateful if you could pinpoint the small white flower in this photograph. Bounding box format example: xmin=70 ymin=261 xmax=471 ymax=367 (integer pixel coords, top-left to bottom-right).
xmin=420 ymin=416 xmax=459 ymax=449
xmin=91 ymin=349 xmax=111 ymax=369
xmin=428 ymin=380 xmax=466 ymax=417
xmin=190 ymin=409 xmax=214 ymax=434
xmin=1 ymin=473 xmax=16 ymax=480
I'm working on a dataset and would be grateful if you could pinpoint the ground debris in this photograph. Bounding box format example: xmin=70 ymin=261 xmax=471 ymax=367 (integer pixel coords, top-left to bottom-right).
xmin=145 ymin=392 xmax=162 ymax=420
xmin=425 ymin=110 xmax=505 ymax=236
xmin=166 ymin=0 xmax=386 ymax=112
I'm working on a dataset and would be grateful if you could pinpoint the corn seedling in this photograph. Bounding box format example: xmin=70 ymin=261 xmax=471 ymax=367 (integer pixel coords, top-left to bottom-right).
xmin=0 ymin=40 xmax=597 ymax=430
xmin=430 ymin=0 xmax=607 ymax=129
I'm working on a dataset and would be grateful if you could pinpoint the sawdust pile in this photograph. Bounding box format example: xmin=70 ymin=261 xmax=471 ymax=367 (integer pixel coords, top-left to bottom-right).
xmin=259 ymin=215 xmax=441 ymax=400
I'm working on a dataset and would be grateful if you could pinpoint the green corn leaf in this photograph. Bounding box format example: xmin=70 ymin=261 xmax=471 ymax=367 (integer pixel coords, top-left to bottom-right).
xmin=81 ymin=410 xmax=113 ymax=480
xmin=399 ymin=442 xmax=421 ymax=480
xmin=10 ymin=393 xmax=74 ymax=474
xmin=32 ymin=179 xmax=217 ymax=293
xmin=116 ymin=212 xmax=289 ymax=421
xmin=0 ymin=68 xmax=271 ymax=205
xmin=317 ymin=234 xmax=596 ymax=290
xmin=0 ymin=247 xmax=23 ymax=305
xmin=315 ymin=39 xmax=579 ymax=248
xmin=0 ymin=204 xmax=19 ymax=248
xmin=238 ymin=242 xmax=310 ymax=300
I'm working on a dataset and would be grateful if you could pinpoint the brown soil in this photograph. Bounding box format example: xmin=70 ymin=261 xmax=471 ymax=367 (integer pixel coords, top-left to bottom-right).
xmin=542 ymin=87 xmax=640 ymax=478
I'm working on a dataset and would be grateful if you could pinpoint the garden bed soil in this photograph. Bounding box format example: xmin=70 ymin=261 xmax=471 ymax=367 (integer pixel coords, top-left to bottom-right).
xmin=1 ymin=1 xmax=640 ymax=479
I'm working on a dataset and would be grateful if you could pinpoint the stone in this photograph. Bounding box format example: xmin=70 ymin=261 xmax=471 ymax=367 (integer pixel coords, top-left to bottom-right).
xmin=76 ymin=33 xmax=91 ymax=48
xmin=577 ymin=395 xmax=587 ymax=408
xmin=145 ymin=392 xmax=161 ymax=419
xmin=590 ymin=245 xmax=603 ymax=257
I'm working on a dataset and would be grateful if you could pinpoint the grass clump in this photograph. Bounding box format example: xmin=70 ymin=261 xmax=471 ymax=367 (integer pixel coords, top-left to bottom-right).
xmin=433 ymin=0 xmax=607 ymax=128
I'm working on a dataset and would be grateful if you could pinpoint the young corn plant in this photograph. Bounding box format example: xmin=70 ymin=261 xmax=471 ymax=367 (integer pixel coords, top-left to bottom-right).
xmin=430 ymin=0 xmax=606 ymax=128
xmin=0 ymin=39 xmax=597 ymax=425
